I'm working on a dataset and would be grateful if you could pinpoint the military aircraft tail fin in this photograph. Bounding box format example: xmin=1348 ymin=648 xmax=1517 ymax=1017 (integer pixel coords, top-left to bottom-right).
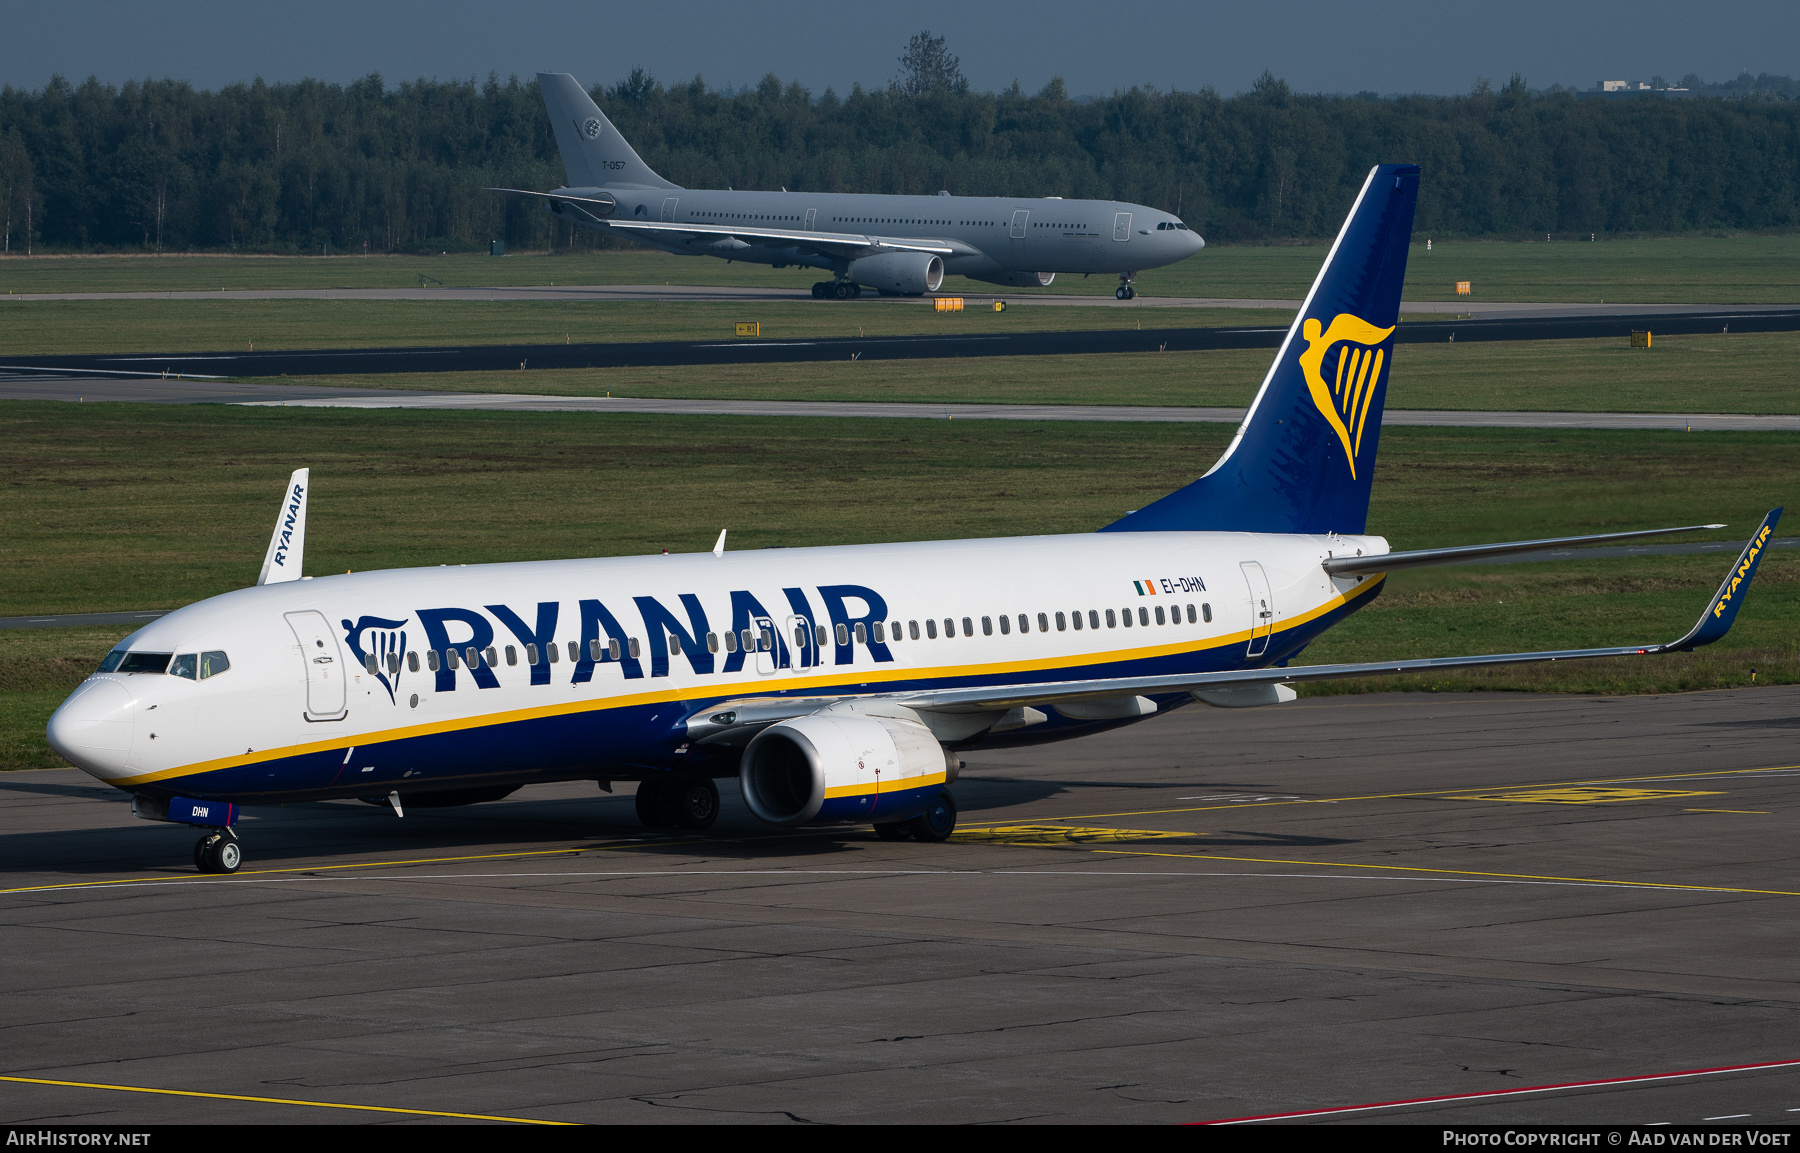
xmin=537 ymin=73 xmax=679 ymax=192
xmin=1102 ymin=163 xmax=1419 ymax=536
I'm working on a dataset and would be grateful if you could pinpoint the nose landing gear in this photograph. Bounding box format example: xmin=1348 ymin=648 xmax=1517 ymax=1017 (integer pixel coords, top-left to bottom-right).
xmin=194 ymin=829 xmax=241 ymax=874
xmin=1115 ymin=272 xmax=1137 ymax=301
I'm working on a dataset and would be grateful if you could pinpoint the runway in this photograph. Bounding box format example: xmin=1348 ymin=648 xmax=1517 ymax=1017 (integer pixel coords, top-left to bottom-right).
xmin=3 ymin=307 xmax=1795 ymax=380
xmin=4 ymin=687 xmax=1798 ymax=1124
xmin=5 ymin=374 xmax=1799 ymax=431
xmin=5 ymin=280 xmax=1797 ymax=322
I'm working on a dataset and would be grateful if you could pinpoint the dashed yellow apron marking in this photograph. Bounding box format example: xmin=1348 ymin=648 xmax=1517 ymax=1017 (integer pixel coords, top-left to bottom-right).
xmin=1457 ymin=787 xmax=1724 ymax=805
xmin=952 ymin=824 xmax=1196 ymax=845
xmin=1091 ymin=850 xmax=1800 ymax=898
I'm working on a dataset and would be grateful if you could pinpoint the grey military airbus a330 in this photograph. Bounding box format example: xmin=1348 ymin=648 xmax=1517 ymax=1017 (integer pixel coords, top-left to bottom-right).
xmin=492 ymin=73 xmax=1205 ymax=299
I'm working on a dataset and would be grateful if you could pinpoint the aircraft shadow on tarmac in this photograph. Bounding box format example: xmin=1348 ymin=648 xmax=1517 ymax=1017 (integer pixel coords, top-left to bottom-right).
xmin=4 ymin=771 xmax=1357 ymax=877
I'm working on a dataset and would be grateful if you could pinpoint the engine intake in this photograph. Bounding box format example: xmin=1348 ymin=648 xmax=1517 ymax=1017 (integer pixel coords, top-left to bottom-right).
xmin=740 ymin=714 xmax=951 ymax=826
xmin=847 ymin=252 xmax=944 ymax=295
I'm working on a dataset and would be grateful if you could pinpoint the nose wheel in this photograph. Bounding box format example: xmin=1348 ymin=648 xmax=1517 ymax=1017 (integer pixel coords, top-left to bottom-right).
xmin=194 ymin=830 xmax=241 ymax=874
xmin=1116 ymin=272 xmax=1137 ymax=300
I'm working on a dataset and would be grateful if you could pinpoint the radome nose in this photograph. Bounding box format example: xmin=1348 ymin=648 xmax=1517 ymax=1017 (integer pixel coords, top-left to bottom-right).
xmin=47 ymin=679 xmax=135 ymax=778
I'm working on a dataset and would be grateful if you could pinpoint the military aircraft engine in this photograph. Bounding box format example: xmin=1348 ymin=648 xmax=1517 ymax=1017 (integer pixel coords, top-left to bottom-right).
xmin=740 ymin=714 xmax=951 ymax=827
xmin=847 ymin=252 xmax=944 ymax=295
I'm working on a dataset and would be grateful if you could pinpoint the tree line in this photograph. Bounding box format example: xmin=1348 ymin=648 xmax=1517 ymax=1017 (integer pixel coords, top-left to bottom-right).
xmin=1 ymin=68 xmax=1798 ymax=255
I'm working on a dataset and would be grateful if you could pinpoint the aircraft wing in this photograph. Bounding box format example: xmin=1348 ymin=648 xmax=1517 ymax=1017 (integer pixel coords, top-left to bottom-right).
xmin=602 ymin=218 xmax=954 ymax=258
xmin=487 ymin=186 xmax=956 ymax=258
xmin=683 ymin=509 xmax=1781 ymax=741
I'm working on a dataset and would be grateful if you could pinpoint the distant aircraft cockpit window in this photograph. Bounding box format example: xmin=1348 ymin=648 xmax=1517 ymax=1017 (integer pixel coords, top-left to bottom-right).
xmin=117 ymin=652 xmax=172 ymax=674
xmin=200 ymin=651 xmax=230 ymax=678
xmin=171 ymin=654 xmax=198 ymax=680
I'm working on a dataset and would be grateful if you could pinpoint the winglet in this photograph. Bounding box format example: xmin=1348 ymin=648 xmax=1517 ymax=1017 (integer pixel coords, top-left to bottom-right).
xmin=1662 ymin=507 xmax=1782 ymax=652
xmin=256 ymin=468 xmax=309 ymax=586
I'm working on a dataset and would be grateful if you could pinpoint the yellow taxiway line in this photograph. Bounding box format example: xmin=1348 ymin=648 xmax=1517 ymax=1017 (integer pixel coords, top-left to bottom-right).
xmin=3 ymin=764 xmax=1791 ymax=898
xmin=1091 ymin=850 xmax=1800 ymax=898
xmin=0 ymin=1074 xmax=573 ymax=1124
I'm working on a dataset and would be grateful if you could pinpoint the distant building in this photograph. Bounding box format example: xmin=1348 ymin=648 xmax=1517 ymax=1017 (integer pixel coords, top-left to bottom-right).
xmin=1580 ymin=80 xmax=1691 ymax=99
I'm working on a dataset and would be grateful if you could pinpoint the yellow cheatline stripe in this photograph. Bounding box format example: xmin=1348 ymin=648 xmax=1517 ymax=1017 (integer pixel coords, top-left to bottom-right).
xmin=1010 ymin=763 xmax=1800 ymax=823
xmin=1092 ymin=850 xmax=1800 ymax=898
xmin=822 ymin=769 xmax=945 ymax=799
xmin=0 ymin=1074 xmax=574 ymax=1124
xmin=116 ymin=576 xmax=1387 ymax=790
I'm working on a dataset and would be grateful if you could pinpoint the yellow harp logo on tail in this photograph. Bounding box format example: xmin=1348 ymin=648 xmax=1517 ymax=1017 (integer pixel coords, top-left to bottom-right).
xmin=1297 ymin=313 xmax=1396 ymax=479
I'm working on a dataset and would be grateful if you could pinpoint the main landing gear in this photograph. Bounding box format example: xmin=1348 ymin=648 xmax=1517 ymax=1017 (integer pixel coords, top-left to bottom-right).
xmin=193 ymin=828 xmax=241 ymax=874
xmin=1115 ymin=271 xmax=1137 ymax=300
xmin=811 ymin=280 xmax=862 ymax=300
xmin=635 ymin=777 xmax=721 ymax=831
xmin=872 ymin=789 xmax=958 ymax=843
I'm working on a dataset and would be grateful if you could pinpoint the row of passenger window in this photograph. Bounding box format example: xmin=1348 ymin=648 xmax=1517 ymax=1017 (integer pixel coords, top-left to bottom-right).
xmin=374 ymin=601 xmax=1217 ymax=677
xmin=886 ymin=602 xmax=1213 ymax=641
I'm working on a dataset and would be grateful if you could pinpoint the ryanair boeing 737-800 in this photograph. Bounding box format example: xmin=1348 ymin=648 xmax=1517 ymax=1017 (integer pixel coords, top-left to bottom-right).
xmin=489 ymin=73 xmax=1204 ymax=299
xmin=46 ymin=166 xmax=1779 ymax=874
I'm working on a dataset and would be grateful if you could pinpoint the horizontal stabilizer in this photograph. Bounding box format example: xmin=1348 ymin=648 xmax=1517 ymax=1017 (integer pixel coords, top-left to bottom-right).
xmin=1324 ymin=521 xmax=1729 ymax=575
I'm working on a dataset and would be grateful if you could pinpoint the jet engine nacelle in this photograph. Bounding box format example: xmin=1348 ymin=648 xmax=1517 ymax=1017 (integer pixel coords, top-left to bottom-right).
xmin=847 ymin=252 xmax=944 ymax=295
xmin=740 ymin=714 xmax=952 ymax=827
xmin=965 ymin=270 xmax=1056 ymax=289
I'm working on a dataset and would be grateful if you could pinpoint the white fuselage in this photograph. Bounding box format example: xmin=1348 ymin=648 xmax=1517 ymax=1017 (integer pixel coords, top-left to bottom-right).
xmin=48 ymin=529 xmax=1386 ymax=803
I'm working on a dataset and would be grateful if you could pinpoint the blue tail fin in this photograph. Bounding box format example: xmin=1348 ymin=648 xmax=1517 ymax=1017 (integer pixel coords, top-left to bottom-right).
xmin=1102 ymin=164 xmax=1420 ymax=536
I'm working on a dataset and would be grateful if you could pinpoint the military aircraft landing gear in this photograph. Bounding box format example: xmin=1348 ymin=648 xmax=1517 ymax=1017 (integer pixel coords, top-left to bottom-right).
xmin=1115 ymin=272 xmax=1137 ymax=300
xmin=634 ymin=777 xmax=720 ymax=830
xmin=812 ymin=280 xmax=861 ymax=300
xmin=193 ymin=828 xmax=241 ymax=874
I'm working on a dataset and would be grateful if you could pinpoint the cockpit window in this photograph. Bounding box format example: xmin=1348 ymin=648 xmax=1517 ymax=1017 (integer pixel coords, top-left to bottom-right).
xmin=98 ymin=649 xmax=127 ymax=674
xmin=170 ymin=653 xmax=197 ymax=680
xmin=200 ymin=651 xmax=230 ymax=679
xmin=116 ymin=652 xmax=172 ymax=674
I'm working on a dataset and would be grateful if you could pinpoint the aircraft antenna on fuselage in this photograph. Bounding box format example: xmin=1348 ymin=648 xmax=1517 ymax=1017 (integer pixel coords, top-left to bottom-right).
xmin=256 ymin=468 xmax=309 ymax=586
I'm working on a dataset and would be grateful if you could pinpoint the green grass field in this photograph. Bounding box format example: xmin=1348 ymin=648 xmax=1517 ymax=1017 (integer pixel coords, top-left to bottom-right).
xmin=2 ymin=400 xmax=1793 ymax=771
xmin=248 ymin=330 xmax=1800 ymax=416
xmin=0 ymin=298 xmax=1293 ymax=356
xmin=3 ymin=233 xmax=1798 ymax=302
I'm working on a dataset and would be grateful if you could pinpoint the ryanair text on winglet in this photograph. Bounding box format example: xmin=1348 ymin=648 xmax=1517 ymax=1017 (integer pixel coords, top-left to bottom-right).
xmin=272 ymin=482 xmax=304 ymax=569
xmin=1713 ymin=525 xmax=1772 ymax=618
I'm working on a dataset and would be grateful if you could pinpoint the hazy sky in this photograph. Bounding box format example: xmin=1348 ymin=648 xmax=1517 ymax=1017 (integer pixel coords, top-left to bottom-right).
xmin=4 ymin=1 xmax=1795 ymax=97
